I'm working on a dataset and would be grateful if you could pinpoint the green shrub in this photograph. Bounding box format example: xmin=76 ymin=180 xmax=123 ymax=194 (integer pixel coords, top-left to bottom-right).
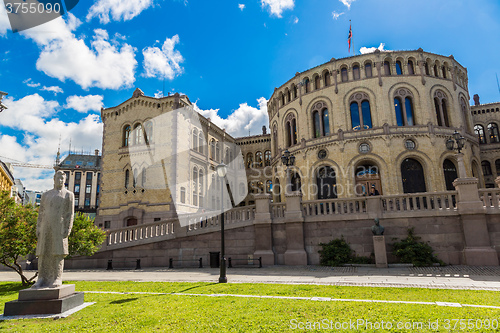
xmin=391 ymin=228 xmax=445 ymax=267
xmin=318 ymin=237 xmax=372 ymax=266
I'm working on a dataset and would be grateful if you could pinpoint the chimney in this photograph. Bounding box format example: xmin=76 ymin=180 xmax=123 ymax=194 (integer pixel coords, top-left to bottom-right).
xmin=95 ymin=149 xmax=99 ymax=156
xmin=473 ymin=94 xmax=480 ymax=106
xmin=262 ymin=126 xmax=267 ymax=135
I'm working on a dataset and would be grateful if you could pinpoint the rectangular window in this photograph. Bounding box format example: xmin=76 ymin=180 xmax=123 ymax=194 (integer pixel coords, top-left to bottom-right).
xmin=104 ymin=221 xmax=110 ymax=229
xmin=154 ymin=218 xmax=161 ymax=222
xmin=75 ymin=172 xmax=81 ymax=181
xmin=86 ymin=184 xmax=91 ymax=193
xmin=180 ymin=187 xmax=186 ymax=203
xmin=74 ymin=184 xmax=80 ymax=193
xmin=75 ymin=197 xmax=79 ymax=206
xmin=365 ymin=63 xmax=372 ymax=78
xmin=87 ymin=162 xmax=94 ymax=166
xmin=65 ymin=161 xmax=72 ymax=165
xmin=87 ymin=172 xmax=93 ymax=180
xmin=84 ymin=198 xmax=90 ymax=207
xmin=76 ymin=161 xmax=83 ymax=165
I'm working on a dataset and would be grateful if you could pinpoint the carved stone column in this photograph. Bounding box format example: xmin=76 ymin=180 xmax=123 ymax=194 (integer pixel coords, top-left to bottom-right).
xmin=375 ymin=62 xmax=382 ymax=87
xmin=418 ymin=60 xmax=426 ymax=85
xmin=284 ymin=191 xmax=307 ymax=265
xmin=253 ymin=193 xmax=275 ymax=265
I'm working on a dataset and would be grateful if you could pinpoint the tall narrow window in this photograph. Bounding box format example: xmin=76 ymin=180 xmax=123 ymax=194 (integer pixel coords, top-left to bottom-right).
xmin=123 ymin=125 xmax=131 ymax=147
xmin=315 ymin=76 xmax=320 ymax=90
xmin=393 ymin=89 xmax=415 ymax=126
xmin=323 ymin=71 xmax=330 ymax=86
xmin=255 ymin=151 xmax=263 ymax=167
xmin=475 ymin=124 xmax=486 ymax=144
xmin=198 ymin=132 xmax=204 ymax=154
xmin=434 ymin=64 xmax=438 ymax=77
xmin=496 ymin=159 xmax=500 ymax=176
xmin=424 ymin=62 xmax=430 ymax=75
xmin=311 ymin=101 xmax=329 ymax=138
xmin=482 ymin=161 xmax=492 ymax=176
xmin=442 ymin=66 xmax=447 ymax=78
xmin=281 ymin=93 xmax=285 ymax=106
xmin=349 ymin=93 xmax=372 ymax=130
xmin=322 ymin=109 xmax=330 ymax=135
xmin=304 ymin=78 xmax=310 ymax=93
xmin=291 ymin=118 xmax=298 ymax=145
xmin=384 ymin=61 xmax=391 ymax=75
xmin=407 ymin=60 xmax=415 ymax=75
xmin=443 ymin=159 xmax=458 ymax=191
xmin=442 ymin=99 xmax=450 ymax=127
xmin=133 ymin=169 xmax=138 ymax=187
xmin=216 ymin=142 xmax=220 ymax=162
xmin=287 ymin=89 xmax=291 ymax=103
xmin=488 ymin=123 xmax=500 ymax=143
xmin=125 ymin=170 xmax=129 ymax=188
xmin=192 ymin=129 xmax=198 ymax=151
xmin=341 ymin=68 xmax=348 ymax=82
xmin=285 ymin=122 xmax=292 ymax=147
xmin=198 ymin=169 xmax=204 ymax=207
xmin=144 ymin=121 xmax=153 ymax=144
xmin=353 ymin=65 xmax=360 ymax=80
xmin=142 ymin=168 xmax=147 ymax=186
xmin=434 ymin=90 xmax=450 ymax=127
xmin=264 ymin=151 xmax=272 ymax=166
xmin=273 ymin=125 xmax=278 ymax=157
xmin=394 ymin=97 xmax=404 ymax=126
xmin=192 ymin=168 xmax=198 ymax=206
xmin=210 ymin=139 xmax=215 ymax=159
xmin=133 ymin=124 xmax=143 ymax=145
xmin=396 ymin=61 xmax=402 ymax=75
xmin=365 ymin=63 xmax=372 ymax=78
xmin=293 ymin=85 xmax=298 ymax=99
xmin=405 ymin=98 xmax=414 ymax=126
xmin=313 ymin=111 xmax=321 ymax=138
xmin=246 ymin=153 xmax=253 ymax=168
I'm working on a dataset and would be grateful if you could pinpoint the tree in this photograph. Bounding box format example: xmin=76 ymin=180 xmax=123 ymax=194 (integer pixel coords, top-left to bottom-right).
xmin=0 ymin=191 xmax=107 ymax=285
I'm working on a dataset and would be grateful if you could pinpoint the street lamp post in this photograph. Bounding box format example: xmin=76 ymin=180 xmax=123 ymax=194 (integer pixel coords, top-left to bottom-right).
xmin=446 ymin=130 xmax=467 ymax=178
xmin=216 ymin=163 xmax=228 ymax=283
xmin=281 ymin=149 xmax=295 ymax=194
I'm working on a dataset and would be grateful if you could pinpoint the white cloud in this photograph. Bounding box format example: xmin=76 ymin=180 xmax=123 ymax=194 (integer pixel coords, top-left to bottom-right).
xmin=194 ymin=97 xmax=269 ymax=137
xmin=65 ymin=95 xmax=104 ymax=113
xmin=22 ymin=15 xmax=137 ymax=90
xmin=359 ymin=43 xmax=390 ymax=54
xmin=24 ymin=78 xmax=41 ymax=88
xmin=261 ymin=0 xmax=294 ymax=18
xmin=0 ymin=3 xmax=10 ymax=36
xmin=142 ymin=35 xmax=184 ymax=80
xmin=0 ymin=94 xmax=103 ymax=191
xmin=41 ymin=86 xmax=64 ymax=95
xmin=293 ymin=16 xmax=299 ymax=24
xmin=339 ymin=0 xmax=356 ymax=9
xmin=238 ymin=4 xmax=245 ymax=11
xmin=332 ymin=11 xmax=344 ymax=20
xmin=87 ymin=0 xmax=154 ymax=24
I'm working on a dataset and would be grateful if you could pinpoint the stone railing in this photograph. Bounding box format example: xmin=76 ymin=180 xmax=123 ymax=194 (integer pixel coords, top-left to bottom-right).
xmin=381 ymin=191 xmax=457 ymax=214
xmin=302 ymin=197 xmax=367 ymax=217
xmin=107 ymin=218 xmax=176 ymax=247
xmin=270 ymin=203 xmax=286 ymax=219
xmin=479 ymin=188 xmax=500 ymax=211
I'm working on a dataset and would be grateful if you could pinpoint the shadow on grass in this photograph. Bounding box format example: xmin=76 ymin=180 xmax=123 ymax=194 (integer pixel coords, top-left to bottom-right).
xmin=110 ymin=298 xmax=139 ymax=305
xmin=0 ymin=283 xmax=27 ymax=295
xmin=175 ymin=283 xmax=218 ymax=294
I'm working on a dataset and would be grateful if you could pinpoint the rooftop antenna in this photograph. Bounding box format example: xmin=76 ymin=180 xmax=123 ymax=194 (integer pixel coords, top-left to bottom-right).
xmin=496 ymin=73 xmax=500 ymax=95
xmin=68 ymin=138 xmax=72 ymax=155
xmin=55 ymin=135 xmax=61 ymax=165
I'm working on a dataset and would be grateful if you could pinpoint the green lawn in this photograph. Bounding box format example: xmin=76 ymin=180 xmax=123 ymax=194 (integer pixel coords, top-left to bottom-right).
xmin=0 ymin=282 xmax=499 ymax=332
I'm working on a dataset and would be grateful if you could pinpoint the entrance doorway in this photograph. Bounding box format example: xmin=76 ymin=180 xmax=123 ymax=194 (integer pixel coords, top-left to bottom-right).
xmin=355 ymin=163 xmax=382 ymax=196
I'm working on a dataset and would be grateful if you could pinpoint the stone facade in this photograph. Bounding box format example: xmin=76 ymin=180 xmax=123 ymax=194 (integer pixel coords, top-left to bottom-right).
xmin=268 ymin=49 xmax=477 ymax=201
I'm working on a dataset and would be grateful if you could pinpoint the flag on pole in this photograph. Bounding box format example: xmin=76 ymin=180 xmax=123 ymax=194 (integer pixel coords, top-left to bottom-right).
xmin=348 ymin=23 xmax=352 ymax=53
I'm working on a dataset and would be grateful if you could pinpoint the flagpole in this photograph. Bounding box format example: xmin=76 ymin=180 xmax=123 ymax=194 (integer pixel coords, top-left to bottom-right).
xmin=351 ymin=20 xmax=354 ymax=56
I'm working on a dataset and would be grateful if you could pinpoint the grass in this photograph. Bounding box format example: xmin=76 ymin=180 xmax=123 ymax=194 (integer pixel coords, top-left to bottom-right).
xmin=0 ymin=281 xmax=499 ymax=332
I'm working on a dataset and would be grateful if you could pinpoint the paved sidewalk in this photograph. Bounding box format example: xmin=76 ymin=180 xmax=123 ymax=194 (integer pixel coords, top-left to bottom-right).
xmin=1 ymin=265 xmax=500 ymax=290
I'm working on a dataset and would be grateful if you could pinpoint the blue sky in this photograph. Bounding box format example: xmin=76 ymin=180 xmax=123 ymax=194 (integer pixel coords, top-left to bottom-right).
xmin=0 ymin=0 xmax=499 ymax=191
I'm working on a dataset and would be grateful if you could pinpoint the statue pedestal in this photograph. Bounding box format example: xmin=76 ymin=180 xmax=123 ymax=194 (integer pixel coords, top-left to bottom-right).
xmin=3 ymin=285 xmax=84 ymax=316
xmin=373 ymin=236 xmax=388 ymax=268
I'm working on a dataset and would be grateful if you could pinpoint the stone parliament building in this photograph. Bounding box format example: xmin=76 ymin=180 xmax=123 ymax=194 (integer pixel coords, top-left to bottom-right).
xmin=68 ymin=49 xmax=500 ymax=269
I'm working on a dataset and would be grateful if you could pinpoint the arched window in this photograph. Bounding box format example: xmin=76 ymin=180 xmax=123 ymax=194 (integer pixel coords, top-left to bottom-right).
xmin=384 ymin=61 xmax=391 ymax=75
xmin=407 ymin=60 xmax=415 ymax=75
xmin=475 ymin=125 xmax=486 ymax=144
xmin=285 ymin=113 xmax=297 ymax=147
xmin=311 ymin=101 xmax=330 ymax=138
xmin=192 ymin=129 xmax=198 ymax=151
xmin=460 ymin=98 xmax=472 ymax=133
xmin=488 ymin=123 xmax=500 ymax=143
xmin=353 ymin=65 xmax=360 ymax=80
xmin=210 ymin=139 xmax=215 ymax=159
xmin=123 ymin=125 xmax=131 ymax=147
xmin=198 ymin=169 xmax=204 ymax=207
xmin=434 ymin=90 xmax=450 ymax=127
xmin=141 ymin=167 xmax=147 ymax=187
xmin=433 ymin=64 xmax=438 ymax=77
xmin=264 ymin=150 xmax=272 ymax=166
xmin=341 ymin=68 xmax=348 ymax=82
xmin=349 ymin=93 xmax=372 ymax=130
xmin=215 ymin=142 xmax=220 ymax=162
xmin=293 ymin=85 xmax=298 ymax=99
xmin=304 ymin=78 xmax=310 ymax=93
xmin=355 ymin=163 xmax=382 ymax=196
xmin=495 ymin=159 xmax=500 ymax=176
xmin=286 ymin=89 xmax=291 ymax=103
xmin=144 ymin=121 xmax=153 ymax=144
xmin=255 ymin=151 xmax=263 ymax=167
xmin=125 ymin=169 xmax=130 ymax=188
xmin=281 ymin=93 xmax=285 ymax=106
xmin=443 ymin=159 xmax=458 ymax=191
xmin=395 ymin=60 xmax=403 ymax=75
xmin=442 ymin=66 xmax=447 ymax=79
xmin=394 ymin=89 xmax=415 ymax=126
xmin=323 ymin=71 xmax=331 ymax=86
xmin=133 ymin=124 xmax=143 ymax=145
xmin=133 ymin=169 xmax=138 ymax=187
xmin=365 ymin=62 xmax=372 ymax=78
xmin=314 ymin=75 xmax=320 ymax=90
xmin=246 ymin=153 xmax=253 ymax=168
xmin=192 ymin=168 xmax=198 ymax=206
xmin=401 ymin=158 xmax=426 ymax=193
xmin=266 ymin=180 xmax=272 ymax=194
xmin=482 ymin=161 xmax=492 ymax=176
xmin=198 ymin=132 xmax=204 ymax=154
xmin=424 ymin=62 xmax=430 ymax=75
xmin=316 ymin=166 xmax=337 ymax=199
